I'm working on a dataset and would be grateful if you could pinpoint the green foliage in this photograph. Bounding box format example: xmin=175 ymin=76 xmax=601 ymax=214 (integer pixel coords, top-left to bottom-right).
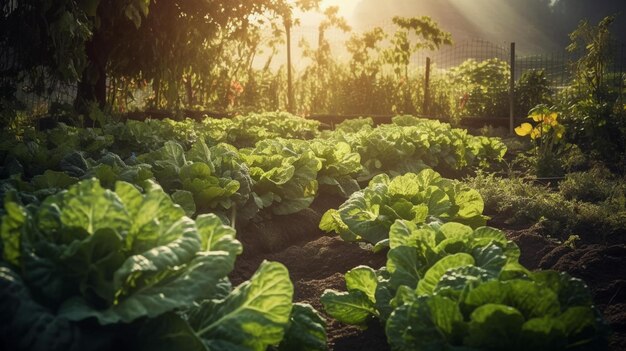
xmin=309 ymin=139 xmax=363 ymax=197
xmin=515 ymin=70 xmax=553 ymax=116
xmin=294 ymin=15 xmax=452 ymax=116
xmin=276 ymin=303 xmax=328 ymax=351
xmin=559 ymin=15 xmax=626 ymax=169
xmin=136 ymin=140 xmax=252 ymax=218
xmin=321 ymin=217 xmax=607 ymax=350
xmin=228 ymin=112 xmax=320 ymax=148
xmin=559 ymin=165 xmax=622 ymax=203
xmin=297 ymin=6 xmax=352 ymax=114
xmin=567 ymin=15 xmax=616 ymax=100
xmin=188 ymin=261 xmax=293 ymax=350
xmin=0 ymin=0 xmax=93 ymax=83
xmin=448 ymin=58 xmax=511 ymax=118
xmin=0 ymin=99 xmax=31 ymax=136
xmin=2 ymin=113 xmax=506 ymax=224
xmin=318 ymin=157 xmax=608 ymax=350
xmin=452 ymin=274 xmax=604 ymax=350
xmin=332 ymin=117 xmax=374 ymax=133
xmin=328 ymin=118 xmax=507 ymax=178
xmin=2 ymin=179 xmax=241 ymax=320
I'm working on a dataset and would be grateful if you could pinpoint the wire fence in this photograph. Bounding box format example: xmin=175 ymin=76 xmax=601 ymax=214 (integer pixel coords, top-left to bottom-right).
xmin=412 ymin=38 xmax=626 ymax=120
xmin=0 ymin=45 xmax=78 ymax=113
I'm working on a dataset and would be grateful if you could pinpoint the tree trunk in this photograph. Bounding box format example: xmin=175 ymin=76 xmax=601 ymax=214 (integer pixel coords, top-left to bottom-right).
xmin=74 ymin=32 xmax=108 ymax=113
xmin=153 ymin=77 xmax=161 ymax=108
xmin=184 ymin=74 xmax=194 ymax=107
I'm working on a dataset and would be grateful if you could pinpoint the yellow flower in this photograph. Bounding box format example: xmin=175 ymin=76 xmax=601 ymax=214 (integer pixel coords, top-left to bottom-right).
xmin=530 ymin=127 xmax=541 ymax=140
xmin=529 ymin=112 xmax=543 ymax=122
xmin=544 ymin=112 xmax=558 ymax=126
xmin=515 ymin=122 xmax=533 ymax=136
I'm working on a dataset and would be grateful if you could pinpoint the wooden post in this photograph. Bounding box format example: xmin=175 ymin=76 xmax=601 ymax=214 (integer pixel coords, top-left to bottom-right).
xmin=423 ymin=57 xmax=431 ymax=116
xmin=285 ymin=18 xmax=295 ymax=114
xmin=509 ymin=42 xmax=516 ymax=135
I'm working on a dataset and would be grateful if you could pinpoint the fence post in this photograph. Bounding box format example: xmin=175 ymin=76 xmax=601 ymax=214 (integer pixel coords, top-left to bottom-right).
xmin=285 ymin=18 xmax=294 ymax=114
xmin=423 ymin=57 xmax=431 ymax=116
xmin=509 ymin=42 xmax=516 ymax=135
xmin=616 ymin=43 xmax=626 ymax=173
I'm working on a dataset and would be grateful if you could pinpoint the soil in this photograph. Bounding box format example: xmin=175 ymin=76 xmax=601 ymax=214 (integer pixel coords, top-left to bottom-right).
xmin=229 ymin=194 xmax=626 ymax=350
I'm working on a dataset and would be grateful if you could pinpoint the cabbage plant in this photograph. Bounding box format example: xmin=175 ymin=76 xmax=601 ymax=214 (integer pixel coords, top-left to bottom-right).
xmin=0 ymin=179 xmax=326 ymax=351
xmin=320 ymin=169 xmax=487 ymax=248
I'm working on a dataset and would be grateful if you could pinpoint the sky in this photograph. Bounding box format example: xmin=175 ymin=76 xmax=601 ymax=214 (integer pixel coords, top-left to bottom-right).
xmin=293 ymin=0 xmax=626 ymax=51
xmin=294 ymin=0 xmax=359 ymax=29
xmin=271 ymin=0 xmax=626 ymax=70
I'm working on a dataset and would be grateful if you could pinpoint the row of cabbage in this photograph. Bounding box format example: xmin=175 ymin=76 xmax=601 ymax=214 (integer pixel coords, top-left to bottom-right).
xmin=0 ymin=113 xmax=328 ymax=350
xmin=319 ymin=169 xmax=609 ymax=350
xmin=1 ymin=113 xmax=506 ymax=221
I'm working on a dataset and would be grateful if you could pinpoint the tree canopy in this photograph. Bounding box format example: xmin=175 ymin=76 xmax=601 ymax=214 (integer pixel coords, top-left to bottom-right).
xmin=0 ymin=0 xmax=321 ymax=108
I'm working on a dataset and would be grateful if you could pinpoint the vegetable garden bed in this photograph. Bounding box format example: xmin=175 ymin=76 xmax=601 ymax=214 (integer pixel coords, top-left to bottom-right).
xmin=1 ymin=112 xmax=623 ymax=350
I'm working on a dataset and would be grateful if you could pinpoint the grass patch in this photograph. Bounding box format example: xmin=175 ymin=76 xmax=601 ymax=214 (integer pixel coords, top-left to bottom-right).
xmin=465 ymin=169 xmax=626 ymax=244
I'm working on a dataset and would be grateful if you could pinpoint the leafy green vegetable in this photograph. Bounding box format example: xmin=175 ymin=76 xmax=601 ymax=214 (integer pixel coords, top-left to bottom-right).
xmin=277 ymin=303 xmax=328 ymax=351
xmin=321 ymin=221 xmax=520 ymax=326
xmin=0 ymin=265 xmax=112 ymax=351
xmin=188 ymin=261 xmax=294 ymax=351
xmin=228 ymin=112 xmax=320 ymax=148
xmin=384 ymin=272 xmax=608 ymax=351
xmin=386 ymin=295 xmax=464 ymax=351
xmin=137 ymin=140 xmax=252 ymax=218
xmin=325 ymin=118 xmax=507 ymax=179
xmin=309 ymin=139 xmax=362 ymax=197
xmin=2 ymin=178 xmax=241 ymax=324
xmin=320 ymin=169 xmax=488 ymax=247
xmin=242 ymin=139 xmax=322 ymax=215
xmin=320 ymin=289 xmax=377 ymax=327
xmin=1 ymin=177 xmax=325 ymax=351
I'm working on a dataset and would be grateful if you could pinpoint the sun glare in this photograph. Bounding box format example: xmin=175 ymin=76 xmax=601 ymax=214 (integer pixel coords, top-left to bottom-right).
xmin=296 ymin=0 xmax=359 ymax=25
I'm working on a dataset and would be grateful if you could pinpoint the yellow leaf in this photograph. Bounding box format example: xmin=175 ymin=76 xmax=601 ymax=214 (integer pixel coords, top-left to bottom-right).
xmin=515 ymin=123 xmax=533 ymax=136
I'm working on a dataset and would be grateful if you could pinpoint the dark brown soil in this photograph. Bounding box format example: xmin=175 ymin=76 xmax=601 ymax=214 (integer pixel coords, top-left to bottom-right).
xmin=229 ymin=194 xmax=626 ymax=350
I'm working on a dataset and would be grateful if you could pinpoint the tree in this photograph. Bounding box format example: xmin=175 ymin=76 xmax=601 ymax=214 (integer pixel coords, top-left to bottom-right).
xmin=299 ymin=6 xmax=350 ymax=113
xmin=561 ymin=15 xmax=625 ymax=168
xmin=85 ymin=0 xmax=320 ymax=110
xmin=1 ymin=0 xmax=320 ymax=111
xmin=0 ymin=0 xmax=94 ymax=92
xmin=383 ymin=16 xmax=452 ymax=113
xmin=344 ymin=27 xmax=386 ymax=114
